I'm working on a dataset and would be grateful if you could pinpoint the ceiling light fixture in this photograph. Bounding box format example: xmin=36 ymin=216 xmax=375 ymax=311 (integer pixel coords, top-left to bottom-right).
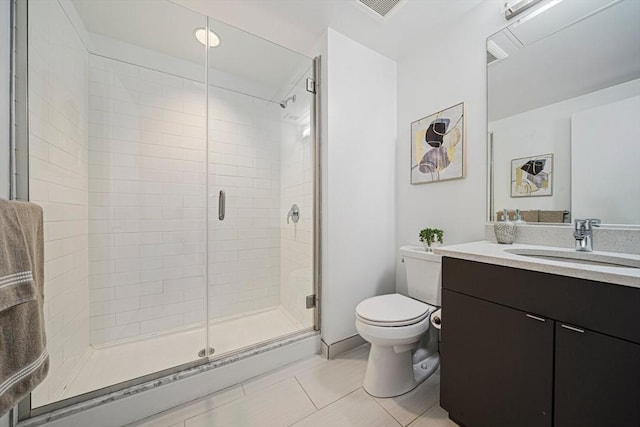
xmin=193 ymin=27 xmax=221 ymax=48
xmin=516 ymin=0 xmax=565 ymax=25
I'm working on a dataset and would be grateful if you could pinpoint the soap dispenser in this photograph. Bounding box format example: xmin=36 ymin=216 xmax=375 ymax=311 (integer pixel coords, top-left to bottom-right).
xmin=494 ymin=209 xmax=516 ymax=244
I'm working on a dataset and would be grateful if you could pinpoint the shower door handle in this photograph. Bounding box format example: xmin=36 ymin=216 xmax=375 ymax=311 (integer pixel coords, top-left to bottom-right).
xmin=218 ymin=190 xmax=225 ymax=220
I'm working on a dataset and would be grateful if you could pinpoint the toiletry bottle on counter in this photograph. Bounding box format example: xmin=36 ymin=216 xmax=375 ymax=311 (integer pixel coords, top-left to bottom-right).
xmin=514 ymin=209 xmax=526 ymax=224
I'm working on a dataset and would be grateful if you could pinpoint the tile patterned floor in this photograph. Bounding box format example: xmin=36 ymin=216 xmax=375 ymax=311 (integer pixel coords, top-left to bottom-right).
xmin=130 ymin=345 xmax=458 ymax=427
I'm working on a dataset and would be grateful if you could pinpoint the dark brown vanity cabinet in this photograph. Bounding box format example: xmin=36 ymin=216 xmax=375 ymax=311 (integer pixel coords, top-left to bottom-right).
xmin=554 ymin=323 xmax=640 ymax=426
xmin=441 ymin=290 xmax=554 ymax=427
xmin=440 ymin=257 xmax=640 ymax=427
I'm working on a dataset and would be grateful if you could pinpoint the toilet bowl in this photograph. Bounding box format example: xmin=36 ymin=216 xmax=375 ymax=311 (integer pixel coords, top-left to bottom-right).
xmin=356 ymin=293 xmax=440 ymax=397
xmin=355 ymin=247 xmax=442 ymax=398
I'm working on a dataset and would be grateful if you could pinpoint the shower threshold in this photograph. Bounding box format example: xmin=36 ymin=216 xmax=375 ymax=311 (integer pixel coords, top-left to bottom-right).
xmin=34 ymin=307 xmax=305 ymax=408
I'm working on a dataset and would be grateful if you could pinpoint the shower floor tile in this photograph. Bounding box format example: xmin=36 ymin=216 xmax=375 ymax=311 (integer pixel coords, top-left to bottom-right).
xmin=57 ymin=307 xmax=301 ymax=403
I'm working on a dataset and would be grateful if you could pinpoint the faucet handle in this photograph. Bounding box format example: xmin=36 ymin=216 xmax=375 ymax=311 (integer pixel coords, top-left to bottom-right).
xmin=574 ymin=219 xmax=586 ymax=230
xmin=587 ymin=219 xmax=601 ymax=228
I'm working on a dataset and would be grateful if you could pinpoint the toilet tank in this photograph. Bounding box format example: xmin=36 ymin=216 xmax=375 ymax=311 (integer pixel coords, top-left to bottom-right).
xmin=400 ymin=245 xmax=442 ymax=306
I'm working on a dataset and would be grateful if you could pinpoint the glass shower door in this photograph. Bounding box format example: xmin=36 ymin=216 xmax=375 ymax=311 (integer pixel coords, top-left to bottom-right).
xmin=205 ymin=16 xmax=316 ymax=358
xmin=26 ymin=0 xmax=211 ymax=410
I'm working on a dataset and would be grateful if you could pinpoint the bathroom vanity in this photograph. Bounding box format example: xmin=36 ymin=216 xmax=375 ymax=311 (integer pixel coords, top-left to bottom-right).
xmin=436 ymin=242 xmax=640 ymax=427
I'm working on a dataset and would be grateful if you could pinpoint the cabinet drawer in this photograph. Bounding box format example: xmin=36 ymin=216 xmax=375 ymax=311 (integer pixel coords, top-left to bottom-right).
xmin=442 ymin=257 xmax=640 ymax=344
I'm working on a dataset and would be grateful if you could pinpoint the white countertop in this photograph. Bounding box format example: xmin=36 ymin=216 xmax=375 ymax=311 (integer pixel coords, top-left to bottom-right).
xmin=433 ymin=241 xmax=640 ymax=289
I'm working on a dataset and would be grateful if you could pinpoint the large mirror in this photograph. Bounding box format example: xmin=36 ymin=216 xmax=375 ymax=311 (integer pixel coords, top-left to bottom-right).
xmin=487 ymin=0 xmax=640 ymax=225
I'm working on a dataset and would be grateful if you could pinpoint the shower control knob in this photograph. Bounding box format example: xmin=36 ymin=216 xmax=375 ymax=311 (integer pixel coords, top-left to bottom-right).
xmin=287 ymin=204 xmax=300 ymax=224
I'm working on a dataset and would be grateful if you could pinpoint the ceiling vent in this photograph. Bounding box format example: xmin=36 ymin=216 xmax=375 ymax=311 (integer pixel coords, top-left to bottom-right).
xmin=355 ymin=0 xmax=405 ymax=19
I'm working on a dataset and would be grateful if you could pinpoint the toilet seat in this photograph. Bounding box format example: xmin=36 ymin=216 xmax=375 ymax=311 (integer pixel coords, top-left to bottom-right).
xmin=356 ymin=294 xmax=433 ymax=327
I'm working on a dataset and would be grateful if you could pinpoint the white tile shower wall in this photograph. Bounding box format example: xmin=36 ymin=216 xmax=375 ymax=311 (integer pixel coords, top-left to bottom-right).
xmin=279 ymin=121 xmax=314 ymax=327
xmin=87 ymin=55 xmax=208 ymax=345
xmin=87 ymin=58 xmax=283 ymax=343
xmin=207 ymin=87 xmax=282 ymax=320
xmin=28 ymin=0 xmax=91 ymax=405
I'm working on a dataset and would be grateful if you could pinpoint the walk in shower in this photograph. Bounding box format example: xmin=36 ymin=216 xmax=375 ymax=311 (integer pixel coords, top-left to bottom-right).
xmin=17 ymin=0 xmax=318 ymax=413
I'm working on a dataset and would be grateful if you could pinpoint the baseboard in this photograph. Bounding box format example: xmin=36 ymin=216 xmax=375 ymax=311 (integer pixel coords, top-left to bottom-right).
xmin=322 ymin=334 xmax=366 ymax=359
xmin=19 ymin=332 xmax=320 ymax=427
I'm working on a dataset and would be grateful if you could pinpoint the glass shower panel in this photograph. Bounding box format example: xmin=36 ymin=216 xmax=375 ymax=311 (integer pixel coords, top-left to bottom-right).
xmin=28 ymin=0 xmax=209 ymax=409
xmin=279 ymin=66 xmax=316 ymax=331
xmin=206 ymin=16 xmax=315 ymax=356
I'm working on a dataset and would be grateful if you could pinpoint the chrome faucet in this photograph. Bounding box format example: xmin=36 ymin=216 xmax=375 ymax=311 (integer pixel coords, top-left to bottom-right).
xmin=573 ymin=218 xmax=601 ymax=252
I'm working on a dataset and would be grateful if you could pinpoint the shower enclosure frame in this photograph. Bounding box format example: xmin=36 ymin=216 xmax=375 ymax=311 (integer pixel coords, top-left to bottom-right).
xmin=8 ymin=0 xmax=322 ymax=421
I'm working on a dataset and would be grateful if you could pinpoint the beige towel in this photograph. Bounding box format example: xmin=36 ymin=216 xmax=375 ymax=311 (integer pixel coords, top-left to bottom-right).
xmin=0 ymin=199 xmax=48 ymax=417
xmin=520 ymin=210 xmax=539 ymax=222
xmin=539 ymin=210 xmax=566 ymax=223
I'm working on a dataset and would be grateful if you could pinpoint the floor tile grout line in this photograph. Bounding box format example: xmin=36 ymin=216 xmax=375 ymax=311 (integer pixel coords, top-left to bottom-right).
xmin=406 ymin=400 xmax=442 ymax=427
xmin=404 ymin=400 xmax=440 ymax=426
xmin=287 ymin=387 xmax=365 ymax=427
xmin=242 ymin=374 xmax=292 ymax=395
xmin=368 ymin=388 xmax=407 ymax=427
xmin=153 ymin=385 xmax=247 ymax=426
xmin=180 ymin=394 xmax=238 ymax=426
xmin=294 ymin=375 xmax=319 ymax=411
xmin=241 ymin=355 xmax=329 ymax=394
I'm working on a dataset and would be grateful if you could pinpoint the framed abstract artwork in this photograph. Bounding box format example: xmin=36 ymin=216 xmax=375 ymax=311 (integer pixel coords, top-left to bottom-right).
xmin=511 ymin=153 xmax=553 ymax=197
xmin=410 ymin=102 xmax=465 ymax=184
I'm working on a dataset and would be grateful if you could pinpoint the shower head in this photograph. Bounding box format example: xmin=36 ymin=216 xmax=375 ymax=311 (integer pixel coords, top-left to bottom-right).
xmin=279 ymin=94 xmax=296 ymax=109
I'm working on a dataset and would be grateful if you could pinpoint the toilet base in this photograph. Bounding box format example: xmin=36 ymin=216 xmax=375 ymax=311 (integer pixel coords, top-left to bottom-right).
xmin=363 ymin=346 xmax=440 ymax=398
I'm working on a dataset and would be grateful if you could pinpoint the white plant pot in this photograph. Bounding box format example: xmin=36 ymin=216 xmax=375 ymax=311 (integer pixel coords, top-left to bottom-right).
xmin=422 ymin=242 xmax=440 ymax=252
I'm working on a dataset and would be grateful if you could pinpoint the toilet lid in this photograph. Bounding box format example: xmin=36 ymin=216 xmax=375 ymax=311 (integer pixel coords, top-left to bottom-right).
xmin=356 ymin=294 xmax=432 ymax=327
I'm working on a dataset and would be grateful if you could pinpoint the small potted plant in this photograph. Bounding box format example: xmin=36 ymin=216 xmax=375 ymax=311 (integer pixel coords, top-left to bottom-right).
xmin=419 ymin=228 xmax=444 ymax=252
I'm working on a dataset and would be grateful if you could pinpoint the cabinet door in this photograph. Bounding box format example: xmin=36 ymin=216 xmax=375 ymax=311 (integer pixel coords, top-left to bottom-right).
xmin=555 ymin=323 xmax=640 ymax=426
xmin=441 ymin=290 xmax=554 ymax=427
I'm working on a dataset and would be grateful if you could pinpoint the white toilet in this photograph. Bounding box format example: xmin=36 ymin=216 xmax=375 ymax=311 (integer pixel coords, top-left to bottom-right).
xmin=355 ymin=245 xmax=441 ymax=398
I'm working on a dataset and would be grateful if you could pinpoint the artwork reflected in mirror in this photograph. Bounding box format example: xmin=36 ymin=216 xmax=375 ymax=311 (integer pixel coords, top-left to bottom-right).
xmin=511 ymin=154 xmax=552 ymax=197
xmin=411 ymin=102 xmax=465 ymax=184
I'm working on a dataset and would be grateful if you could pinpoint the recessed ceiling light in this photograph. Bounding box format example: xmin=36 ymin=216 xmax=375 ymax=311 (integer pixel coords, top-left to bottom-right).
xmin=193 ymin=27 xmax=221 ymax=48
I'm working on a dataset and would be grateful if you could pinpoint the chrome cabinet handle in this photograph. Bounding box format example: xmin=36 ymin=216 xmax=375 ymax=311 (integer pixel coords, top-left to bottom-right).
xmin=218 ymin=190 xmax=225 ymax=220
xmin=561 ymin=324 xmax=584 ymax=333
xmin=526 ymin=314 xmax=546 ymax=322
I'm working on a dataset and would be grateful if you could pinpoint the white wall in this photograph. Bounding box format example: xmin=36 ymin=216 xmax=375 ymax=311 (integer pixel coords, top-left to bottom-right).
xmin=1 ymin=0 xmax=10 ymax=200
xmin=320 ymin=29 xmax=397 ymax=346
xmin=572 ymin=94 xmax=640 ymax=224
xmin=28 ymin=0 xmax=91 ymax=407
xmin=395 ymin=3 xmax=504 ymax=292
xmin=490 ymin=79 xmax=640 ymax=218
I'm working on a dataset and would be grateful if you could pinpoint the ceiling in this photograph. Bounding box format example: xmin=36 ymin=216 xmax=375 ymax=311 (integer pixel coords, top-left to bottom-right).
xmin=71 ymin=0 xmax=315 ymax=101
xmin=71 ymin=0 xmax=486 ymax=63
xmin=69 ymin=0 xmax=487 ymax=103
xmin=172 ymin=0 xmax=486 ymax=60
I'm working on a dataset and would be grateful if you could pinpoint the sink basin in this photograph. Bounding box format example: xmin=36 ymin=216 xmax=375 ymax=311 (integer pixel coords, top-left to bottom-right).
xmin=504 ymin=248 xmax=640 ymax=269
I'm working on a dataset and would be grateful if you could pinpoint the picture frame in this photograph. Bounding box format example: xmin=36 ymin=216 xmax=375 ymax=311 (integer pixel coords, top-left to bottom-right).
xmin=410 ymin=102 xmax=465 ymax=185
xmin=511 ymin=153 xmax=553 ymax=197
